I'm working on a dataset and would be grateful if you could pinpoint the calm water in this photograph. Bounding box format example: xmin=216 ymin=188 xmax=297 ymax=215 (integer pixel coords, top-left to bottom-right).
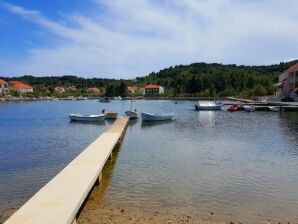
xmin=0 ymin=100 xmax=297 ymax=223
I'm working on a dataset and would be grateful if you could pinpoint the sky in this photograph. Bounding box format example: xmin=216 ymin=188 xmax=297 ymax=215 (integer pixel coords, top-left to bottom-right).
xmin=0 ymin=0 xmax=297 ymax=78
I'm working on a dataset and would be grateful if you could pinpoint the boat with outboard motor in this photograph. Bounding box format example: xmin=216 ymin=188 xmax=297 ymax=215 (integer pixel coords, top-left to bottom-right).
xmin=69 ymin=114 xmax=105 ymax=122
xmin=228 ymin=103 xmax=241 ymax=112
xmin=195 ymin=101 xmax=222 ymax=110
xmin=141 ymin=112 xmax=174 ymax=121
xmin=125 ymin=100 xmax=140 ymax=119
xmin=243 ymin=105 xmax=255 ymax=112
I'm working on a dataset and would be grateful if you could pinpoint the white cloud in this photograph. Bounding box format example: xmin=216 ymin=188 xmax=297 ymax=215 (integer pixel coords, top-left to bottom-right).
xmin=1 ymin=0 xmax=298 ymax=78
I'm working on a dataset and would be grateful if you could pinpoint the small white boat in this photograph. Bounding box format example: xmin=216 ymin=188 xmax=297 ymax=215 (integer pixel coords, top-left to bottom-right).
xmin=99 ymin=98 xmax=110 ymax=103
xmin=125 ymin=99 xmax=139 ymax=119
xmin=69 ymin=114 xmax=105 ymax=122
xmin=113 ymin=96 xmax=122 ymax=100
xmin=269 ymin=106 xmax=280 ymax=112
xmin=195 ymin=101 xmax=222 ymax=110
xmin=125 ymin=111 xmax=139 ymax=119
xmin=141 ymin=112 xmax=174 ymax=121
xmin=243 ymin=105 xmax=255 ymax=112
xmin=105 ymin=112 xmax=118 ymax=119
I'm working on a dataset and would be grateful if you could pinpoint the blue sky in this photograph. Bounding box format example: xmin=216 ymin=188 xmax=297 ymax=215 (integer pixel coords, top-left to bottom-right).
xmin=0 ymin=0 xmax=297 ymax=78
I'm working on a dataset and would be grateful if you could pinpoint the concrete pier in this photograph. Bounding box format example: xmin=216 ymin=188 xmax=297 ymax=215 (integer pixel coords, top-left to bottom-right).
xmin=5 ymin=116 xmax=129 ymax=224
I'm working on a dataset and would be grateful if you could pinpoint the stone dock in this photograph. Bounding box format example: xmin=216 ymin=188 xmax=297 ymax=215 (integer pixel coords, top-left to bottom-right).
xmin=4 ymin=116 xmax=129 ymax=224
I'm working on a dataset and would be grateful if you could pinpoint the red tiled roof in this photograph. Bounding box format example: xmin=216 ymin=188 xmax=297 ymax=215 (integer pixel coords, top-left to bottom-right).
xmin=10 ymin=82 xmax=33 ymax=89
xmin=286 ymin=63 xmax=298 ymax=72
xmin=9 ymin=81 xmax=22 ymax=85
xmin=0 ymin=79 xmax=7 ymax=84
xmin=145 ymin=84 xmax=160 ymax=89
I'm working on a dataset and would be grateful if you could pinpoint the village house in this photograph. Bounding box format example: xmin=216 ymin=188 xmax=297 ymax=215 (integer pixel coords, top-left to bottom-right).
xmin=65 ymin=86 xmax=77 ymax=91
xmin=9 ymin=81 xmax=33 ymax=94
xmin=144 ymin=84 xmax=164 ymax=96
xmin=278 ymin=63 xmax=298 ymax=101
xmin=127 ymin=86 xmax=145 ymax=95
xmin=87 ymin=87 xmax=100 ymax=96
xmin=55 ymin=86 xmax=66 ymax=94
xmin=0 ymin=79 xmax=9 ymax=96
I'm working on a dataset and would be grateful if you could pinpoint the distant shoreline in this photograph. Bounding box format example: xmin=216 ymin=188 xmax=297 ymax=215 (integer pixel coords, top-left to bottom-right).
xmin=0 ymin=96 xmax=226 ymax=102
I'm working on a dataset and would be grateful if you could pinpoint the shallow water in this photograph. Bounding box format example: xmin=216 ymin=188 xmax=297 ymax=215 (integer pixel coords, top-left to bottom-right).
xmin=0 ymin=100 xmax=297 ymax=223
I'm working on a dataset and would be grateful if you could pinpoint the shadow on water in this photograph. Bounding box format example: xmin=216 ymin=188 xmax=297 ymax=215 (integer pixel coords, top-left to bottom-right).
xmin=105 ymin=119 xmax=118 ymax=125
xmin=77 ymin=142 xmax=123 ymax=217
xmin=68 ymin=120 xmax=106 ymax=126
xmin=141 ymin=120 xmax=173 ymax=128
xmin=128 ymin=119 xmax=139 ymax=126
xmin=279 ymin=112 xmax=298 ymax=151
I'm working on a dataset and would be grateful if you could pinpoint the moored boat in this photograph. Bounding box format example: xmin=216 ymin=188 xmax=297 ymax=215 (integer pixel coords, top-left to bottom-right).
xmin=125 ymin=99 xmax=139 ymax=119
xmin=69 ymin=114 xmax=105 ymax=122
xmin=269 ymin=106 xmax=281 ymax=112
xmin=105 ymin=112 xmax=118 ymax=119
xmin=227 ymin=103 xmax=241 ymax=112
xmin=195 ymin=101 xmax=222 ymax=110
xmin=125 ymin=111 xmax=139 ymax=119
xmin=99 ymin=98 xmax=110 ymax=103
xmin=243 ymin=105 xmax=255 ymax=112
xmin=113 ymin=96 xmax=122 ymax=100
xmin=141 ymin=112 xmax=174 ymax=121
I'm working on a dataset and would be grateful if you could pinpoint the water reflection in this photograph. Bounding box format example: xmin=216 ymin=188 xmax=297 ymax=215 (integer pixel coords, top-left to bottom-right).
xmin=80 ymin=143 xmax=123 ymax=210
xmin=1 ymin=100 xmax=298 ymax=223
xmin=128 ymin=119 xmax=139 ymax=126
xmin=196 ymin=111 xmax=216 ymax=126
xmin=69 ymin=120 xmax=105 ymax=126
xmin=141 ymin=120 xmax=173 ymax=128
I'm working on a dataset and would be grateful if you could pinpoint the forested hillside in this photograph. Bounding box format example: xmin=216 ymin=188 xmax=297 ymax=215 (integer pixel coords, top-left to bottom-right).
xmin=1 ymin=60 xmax=297 ymax=97
xmin=134 ymin=61 xmax=297 ymax=97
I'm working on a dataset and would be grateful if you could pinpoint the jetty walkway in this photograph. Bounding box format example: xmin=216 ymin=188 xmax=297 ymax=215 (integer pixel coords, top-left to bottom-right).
xmin=5 ymin=116 xmax=129 ymax=224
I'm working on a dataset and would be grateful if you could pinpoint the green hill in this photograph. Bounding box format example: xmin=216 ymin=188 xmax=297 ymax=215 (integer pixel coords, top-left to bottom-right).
xmin=134 ymin=60 xmax=297 ymax=97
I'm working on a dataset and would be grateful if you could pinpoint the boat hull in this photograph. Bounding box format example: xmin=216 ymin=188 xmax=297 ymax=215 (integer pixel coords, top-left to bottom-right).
xmin=105 ymin=112 xmax=118 ymax=119
xmin=125 ymin=111 xmax=139 ymax=119
xmin=195 ymin=104 xmax=222 ymax=110
xmin=69 ymin=114 xmax=105 ymax=122
xmin=243 ymin=106 xmax=255 ymax=112
xmin=195 ymin=101 xmax=222 ymax=111
xmin=227 ymin=103 xmax=240 ymax=112
xmin=141 ymin=113 xmax=174 ymax=121
xmin=269 ymin=106 xmax=280 ymax=112
xmin=99 ymin=98 xmax=110 ymax=103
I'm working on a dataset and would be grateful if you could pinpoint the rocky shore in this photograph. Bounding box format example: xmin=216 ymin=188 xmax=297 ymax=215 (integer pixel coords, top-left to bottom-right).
xmin=77 ymin=205 xmax=219 ymax=224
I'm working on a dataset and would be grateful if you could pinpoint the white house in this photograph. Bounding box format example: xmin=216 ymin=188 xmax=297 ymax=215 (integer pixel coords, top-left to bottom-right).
xmin=9 ymin=81 xmax=33 ymax=94
xmin=144 ymin=84 xmax=164 ymax=96
xmin=127 ymin=86 xmax=145 ymax=95
xmin=0 ymin=79 xmax=9 ymax=96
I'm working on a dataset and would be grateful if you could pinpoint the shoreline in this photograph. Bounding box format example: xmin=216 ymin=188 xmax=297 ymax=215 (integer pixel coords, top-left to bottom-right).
xmin=0 ymin=206 xmax=221 ymax=224
xmin=0 ymin=208 xmax=18 ymax=223
xmin=77 ymin=205 xmax=220 ymax=224
xmin=0 ymin=96 xmax=224 ymax=102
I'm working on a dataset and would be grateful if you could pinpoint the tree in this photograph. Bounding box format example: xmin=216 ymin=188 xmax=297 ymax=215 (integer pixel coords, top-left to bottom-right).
xmin=253 ymin=85 xmax=267 ymax=96
xmin=118 ymin=81 xmax=127 ymax=97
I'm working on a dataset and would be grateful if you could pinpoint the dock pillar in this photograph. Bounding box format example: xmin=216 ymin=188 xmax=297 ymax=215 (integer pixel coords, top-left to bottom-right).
xmin=95 ymin=172 xmax=102 ymax=186
xmin=109 ymin=152 xmax=113 ymax=160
